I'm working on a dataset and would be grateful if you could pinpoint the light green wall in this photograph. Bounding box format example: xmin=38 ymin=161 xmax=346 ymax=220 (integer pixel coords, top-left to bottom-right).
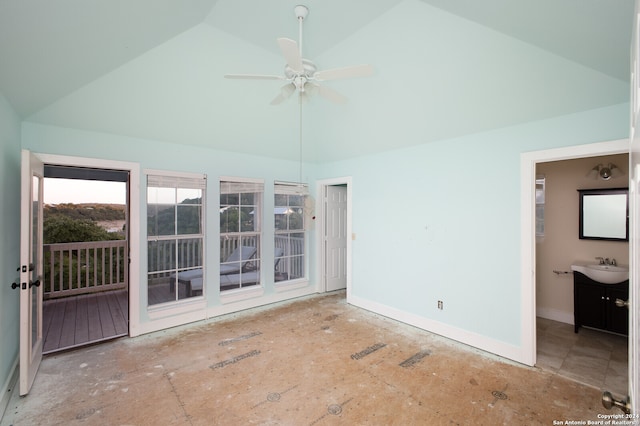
xmin=20 ymin=102 xmax=629 ymax=349
xmin=0 ymin=93 xmax=21 ymax=398
xmin=317 ymin=103 xmax=629 ymax=345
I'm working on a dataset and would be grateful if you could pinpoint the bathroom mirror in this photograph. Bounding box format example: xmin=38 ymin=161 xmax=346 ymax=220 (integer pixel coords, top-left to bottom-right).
xmin=578 ymin=188 xmax=628 ymax=241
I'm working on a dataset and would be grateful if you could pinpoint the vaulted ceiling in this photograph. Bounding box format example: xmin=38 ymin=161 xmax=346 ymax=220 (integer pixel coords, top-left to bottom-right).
xmin=0 ymin=0 xmax=634 ymax=162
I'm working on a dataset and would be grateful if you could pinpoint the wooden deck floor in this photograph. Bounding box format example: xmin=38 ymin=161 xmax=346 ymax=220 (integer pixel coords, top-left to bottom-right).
xmin=43 ymin=289 xmax=128 ymax=354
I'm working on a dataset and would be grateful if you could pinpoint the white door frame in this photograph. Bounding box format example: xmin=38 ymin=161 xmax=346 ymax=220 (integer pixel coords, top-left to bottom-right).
xmin=520 ymin=138 xmax=629 ymax=366
xmin=35 ymin=153 xmax=142 ymax=337
xmin=316 ymin=177 xmax=353 ymax=299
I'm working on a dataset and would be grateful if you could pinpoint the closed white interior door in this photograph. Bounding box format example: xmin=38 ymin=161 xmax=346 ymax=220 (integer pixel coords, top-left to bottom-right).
xmin=325 ymin=185 xmax=347 ymax=292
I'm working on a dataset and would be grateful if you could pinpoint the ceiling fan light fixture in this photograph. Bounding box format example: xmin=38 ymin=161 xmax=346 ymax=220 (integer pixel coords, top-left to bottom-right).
xmin=586 ymin=162 xmax=625 ymax=180
xmin=305 ymin=82 xmax=319 ymax=96
xmin=586 ymin=164 xmax=600 ymax=179
xmin=599 ymin=166 xmax=612 ymax=180
xmin=609 ymin=163 xmax=624 ymax=178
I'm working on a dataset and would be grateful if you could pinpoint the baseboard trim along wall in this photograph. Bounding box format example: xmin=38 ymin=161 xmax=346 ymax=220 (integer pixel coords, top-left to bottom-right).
xmin=0 ymin=358 xmax=18 ymax=421
xmin=348 ymin=295 xmax=529 ymax=366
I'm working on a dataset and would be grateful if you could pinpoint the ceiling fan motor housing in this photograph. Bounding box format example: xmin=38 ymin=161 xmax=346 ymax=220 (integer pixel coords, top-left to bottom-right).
xmin=285 ymin=58 xmax=317 ymax=90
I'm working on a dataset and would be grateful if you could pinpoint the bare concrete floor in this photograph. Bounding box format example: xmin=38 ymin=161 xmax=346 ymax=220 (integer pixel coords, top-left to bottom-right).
xmin=2 ymin=292 xmax=610 ymax=425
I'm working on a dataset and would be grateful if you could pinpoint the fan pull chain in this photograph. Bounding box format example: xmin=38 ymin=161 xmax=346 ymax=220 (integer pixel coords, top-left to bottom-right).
xmin=299 ymin=96 xmax=303 ymax=183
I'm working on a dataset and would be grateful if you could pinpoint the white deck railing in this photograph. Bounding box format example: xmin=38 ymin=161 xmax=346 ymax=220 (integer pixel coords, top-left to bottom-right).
xmin=44 ymin=240 xmax=128 ymax=299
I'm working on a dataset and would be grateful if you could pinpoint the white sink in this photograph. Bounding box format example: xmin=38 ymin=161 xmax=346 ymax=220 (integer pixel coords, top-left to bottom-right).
xmin=571 ymin=264 xmax=629 ymax=284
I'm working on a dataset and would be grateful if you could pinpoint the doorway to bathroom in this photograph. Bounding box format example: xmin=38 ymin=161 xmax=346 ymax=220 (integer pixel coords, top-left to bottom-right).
xmin=534 ymin=153 xmax=629 ymax=395
xmin=520 ymin=139 xmax=630 ymax=396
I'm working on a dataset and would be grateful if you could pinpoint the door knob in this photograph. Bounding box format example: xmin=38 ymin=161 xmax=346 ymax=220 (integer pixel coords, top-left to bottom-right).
xmin=29 ymin=279 xmax=40 ymax=288
xmin=615 ymin=298 xmax=629 ymax=309
xmin=602 ymin=391 xmax=631 ymax=414
xmin=10 ymin=282 xmax=19 ymax=290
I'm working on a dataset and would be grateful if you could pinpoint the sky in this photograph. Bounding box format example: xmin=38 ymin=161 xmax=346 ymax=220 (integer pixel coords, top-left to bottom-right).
xmin=44 ymin=178 xmax=126 ymax=204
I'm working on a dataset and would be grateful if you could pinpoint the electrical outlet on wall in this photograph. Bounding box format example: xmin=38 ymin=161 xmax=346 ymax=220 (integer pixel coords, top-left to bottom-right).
xmin=437 ymin=300 xmax=443 ymax=310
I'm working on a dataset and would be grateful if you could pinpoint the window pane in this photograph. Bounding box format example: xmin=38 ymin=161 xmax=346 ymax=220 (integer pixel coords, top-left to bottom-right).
xmin=274 ymin=194 xmax=288 ymax=207
xmin=220 ymin=207 xmax=239 ymax=233
xmin=275 ymin=214 xmax=288 ymax=230
xmin=148 ymin=187 xmax=176 ymax=236
xmin=289 ymin=255 xmax=304 ymax=279
xmin=289 ymin=208 xmax=304 ymax=230
xmin=176 ymin=238 xmax=203 ymax=269
xmin=147 ymin=176 xmax=206 ymax=307
xmin=241 ymin=192 xmax=255 ymax=205
xmin=290 ymin=233 xmax=305 ymax=255
xmin=148 ymin=187 xmax=175 ymax=204
xmin=177 ymin=205 xmax=202 ymax=234
xmin=240 ymin=207 xmax=255 ymax=232
xmin=224 ymin=193 xmax=239 ymax=205
xmin=148 ymin=240 xmax=176 ymax=272
xmin=148 ymin=272 xmax=175 ymax=305
xmin=289 ymin=195 xmax=304 ymax=206
xmin=177 ymin=188 xmax=202 ymax=204
xmin=273 ymin=187 xmax=307 ymax=283
xmin=220 ymin=181 xmax=263 ymax=292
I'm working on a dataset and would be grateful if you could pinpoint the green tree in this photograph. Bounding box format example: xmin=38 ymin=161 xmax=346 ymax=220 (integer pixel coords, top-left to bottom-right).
xmin=44 ymin=214 xmax=122 ymax=244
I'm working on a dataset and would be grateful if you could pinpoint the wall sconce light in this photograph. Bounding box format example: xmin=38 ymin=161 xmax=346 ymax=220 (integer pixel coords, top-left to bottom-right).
xmin=586 ymin=163 xmax=624 ymax=180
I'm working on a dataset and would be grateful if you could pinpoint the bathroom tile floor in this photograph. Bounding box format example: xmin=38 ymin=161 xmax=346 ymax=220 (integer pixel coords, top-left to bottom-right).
xmin=1 ymin=294 xmax=612 ymax=425
xmin=536 ymin=317 xmax=628 ymax=397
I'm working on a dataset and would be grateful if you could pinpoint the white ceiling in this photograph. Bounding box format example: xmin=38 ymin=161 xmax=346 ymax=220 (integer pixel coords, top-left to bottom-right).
xmin=0 ymin=0 xmax=634 ymax=162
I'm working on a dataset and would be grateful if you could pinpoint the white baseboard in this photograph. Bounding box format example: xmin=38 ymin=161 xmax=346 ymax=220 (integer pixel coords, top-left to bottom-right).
xmin=536 ymin=307 xmax=574 ymax=325
xmin=0 ymin=358 xmax=18 ymax=422
xmin=348 ymin=295 xmax=531 ymax=366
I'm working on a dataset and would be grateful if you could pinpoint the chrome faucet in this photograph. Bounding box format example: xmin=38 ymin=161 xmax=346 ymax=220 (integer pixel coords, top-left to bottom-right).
xmin=611 ymin=258 xmax=617 ymax=266
xmin=596 ymin=257 xmax=605 ymax=265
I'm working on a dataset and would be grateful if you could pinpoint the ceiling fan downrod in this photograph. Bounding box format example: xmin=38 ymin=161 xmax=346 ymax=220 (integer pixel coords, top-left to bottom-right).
xmin=295 ymin=5 xmax=308 ymax=58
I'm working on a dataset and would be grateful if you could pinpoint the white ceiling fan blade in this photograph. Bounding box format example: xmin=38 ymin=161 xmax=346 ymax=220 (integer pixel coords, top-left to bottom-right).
xmin=224 ymin=74 xmax=283 ymax=80
xmin=317 ymin=85 xmax=348 ymax=105
xmin=270 ymin=83 xmax=296 ymax=105
xmin=314 ymin=64 xmax=374 ymax=81
xmin=277 ymin=37 xmax=304 ymax=73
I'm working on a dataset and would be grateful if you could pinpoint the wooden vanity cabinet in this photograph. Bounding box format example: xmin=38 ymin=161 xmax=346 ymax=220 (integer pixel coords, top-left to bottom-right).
xmin=573 ymin=271 xmax=628 ymax=335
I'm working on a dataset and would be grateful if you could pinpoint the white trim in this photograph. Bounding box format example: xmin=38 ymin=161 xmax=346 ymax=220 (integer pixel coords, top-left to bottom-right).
xmin=274 ymin=279 xmax=309 ymax=292
xmin=315 ymin=177 xmax=353 ymax=298
xmin=147 ymin=299 xmax=207 ymax=320
xmin=349 ymin=295 xmax=526 ymax=363
xmin=520 ymin=139 xmax=629 ymax=366
xmin=219 ymin=175 xmax=264 ymax=184
xmin=0 ymin=358 xmax=18 ymax=421
xmin=135 ymin=308 xmax=207 ymax=335
xmin=208 ymin=285 xmax=316 ymax=319
xmin=35 ymin=153 xmax=142 ymax=338
xmin=220 ymin=286 xmax=265 ymax=304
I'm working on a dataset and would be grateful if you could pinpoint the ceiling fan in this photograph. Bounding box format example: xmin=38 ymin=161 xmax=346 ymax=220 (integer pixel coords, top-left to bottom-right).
xmin=224 ymin=5 xmax=374 ymax=105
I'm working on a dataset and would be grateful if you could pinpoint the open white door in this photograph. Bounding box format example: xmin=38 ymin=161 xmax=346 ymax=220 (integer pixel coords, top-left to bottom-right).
xmin=324 ymin=185 xmax=347 ymax=292
xmin=19 ymin=150 xmax=44 ymax=396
